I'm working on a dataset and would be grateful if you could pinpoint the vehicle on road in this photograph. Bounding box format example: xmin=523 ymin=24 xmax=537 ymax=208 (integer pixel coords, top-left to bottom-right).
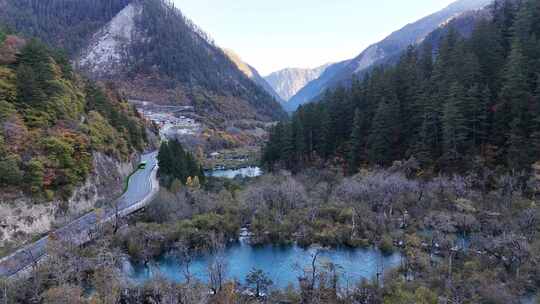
xmin=138 ymin=161 xmax=147 ymax=169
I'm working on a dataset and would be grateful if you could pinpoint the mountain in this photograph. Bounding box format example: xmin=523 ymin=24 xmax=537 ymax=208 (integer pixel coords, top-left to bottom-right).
xmin=0 ymin=0 xmax=286 ymax=122
xmin=264 ymin=0 xmax=537 ymax=172
xmin=223 ymin=49 xmax=284 ymax=103
xmin=264 ymin=64 xmax=331 ymax=102
xmin=282 ymin=60 xmax=351 ymax=112
xmin=0 ymin=29 xmax=158 ymax=246
xmin=286 ymin=0 xmax=494 ymax=112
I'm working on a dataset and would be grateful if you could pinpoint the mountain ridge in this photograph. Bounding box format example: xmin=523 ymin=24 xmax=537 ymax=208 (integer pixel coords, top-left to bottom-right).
xmin=0 ymin=0 xmax=287 ymax=122
xmin=286 ymin=0 xmax=494 ymax=112
xmin=264 ymin=64 xmax=331 ymax=102
xmin=223 ymin=49 xmax=284 ymax=103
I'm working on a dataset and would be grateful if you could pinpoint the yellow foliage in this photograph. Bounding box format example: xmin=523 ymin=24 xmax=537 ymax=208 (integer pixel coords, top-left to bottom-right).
xmin=0 ymin=66 xmax=16 ymax=104
xmin=47 ymin=79 xmax=85 ymax=121
xmin=87 ymin=111 xmax=116 ymax=151
xmin=87 ymin=111 xmax=129 ymax=159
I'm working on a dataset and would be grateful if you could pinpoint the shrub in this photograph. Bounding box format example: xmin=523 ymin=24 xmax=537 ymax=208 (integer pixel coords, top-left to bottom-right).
xmin=379 ymin=234 xmax=395 ymax=254
xmin=25 ymin=158 xmax=45 ymax=195
xmin=0 ymin=154 xmax=22 ymax=186
xmin=0 ymin=67 xmax=17 ymax=105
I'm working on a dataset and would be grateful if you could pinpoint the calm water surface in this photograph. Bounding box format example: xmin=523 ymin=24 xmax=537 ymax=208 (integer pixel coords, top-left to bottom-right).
xmin=126 ymin=242 xmax=402 ymax=288
xmin=206 ymin=166 xmax=263 ymax=179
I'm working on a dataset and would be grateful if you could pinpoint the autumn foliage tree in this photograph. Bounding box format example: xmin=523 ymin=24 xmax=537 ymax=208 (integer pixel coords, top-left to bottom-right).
xmin=0 ymin=35 xmax=148 ymax=200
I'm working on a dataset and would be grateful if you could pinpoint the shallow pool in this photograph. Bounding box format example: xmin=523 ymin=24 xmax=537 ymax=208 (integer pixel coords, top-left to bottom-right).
xmin=206 ymin=166 xmax=263 ymax=179
xmin=125 ymin=242 xmax=402 ymax=289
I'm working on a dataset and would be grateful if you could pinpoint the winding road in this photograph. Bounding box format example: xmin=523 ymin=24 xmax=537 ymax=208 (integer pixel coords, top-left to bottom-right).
xmin=0 ymin=151 xmax=159 ymax=278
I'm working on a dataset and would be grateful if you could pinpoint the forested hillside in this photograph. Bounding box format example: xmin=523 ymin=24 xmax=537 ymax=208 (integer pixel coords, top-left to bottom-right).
xmin=0 ymin=31 xmax=148 ymax=201
xmin=0 ymin=0 xmax=287 ymax=122
xmin=264 ymin=0 xmax=540 ymax=174
xmin=0 ymin=0 xmax=130 ymax=56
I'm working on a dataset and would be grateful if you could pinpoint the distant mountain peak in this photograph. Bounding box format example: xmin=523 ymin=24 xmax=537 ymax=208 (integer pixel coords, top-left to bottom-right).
xmin=264 ymin=63 xmax=331 ymax=102
xmin=286 ymin=0 xmax=494 ymax=112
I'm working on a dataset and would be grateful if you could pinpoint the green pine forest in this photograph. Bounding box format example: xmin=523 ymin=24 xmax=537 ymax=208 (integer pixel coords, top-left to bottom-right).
xmin=0 ymin=0 xmax=131 ymax=56
xmin=0 ymin=30 xmax=148 ymax=200
xmin=264 ymin=0 xmax=540 ymax=175
xmin=157 ymin=139 xmax=206 ymax=189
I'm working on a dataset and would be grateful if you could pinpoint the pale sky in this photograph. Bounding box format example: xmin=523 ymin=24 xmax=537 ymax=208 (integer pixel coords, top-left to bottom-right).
xmin=173 ymin=0 xmax=456 ymax=75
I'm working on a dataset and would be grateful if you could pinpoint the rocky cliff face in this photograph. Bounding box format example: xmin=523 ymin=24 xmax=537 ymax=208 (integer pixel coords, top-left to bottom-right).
xmin=74 ymin=0 xmax=286 ymax=121
xmin=0 ymin=153 xmax=135 ymax=247
xmin=77 ymin=3 xmax=140 ymax=78
xmin=264 ymin=64 xmax=330 ymax=102
xmin=1 ymin=0 xmax=286 ymax=122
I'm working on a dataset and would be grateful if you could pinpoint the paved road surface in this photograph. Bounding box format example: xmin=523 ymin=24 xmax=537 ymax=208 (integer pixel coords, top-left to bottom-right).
xmin=0 ymin=151 xmax=159 ymax=278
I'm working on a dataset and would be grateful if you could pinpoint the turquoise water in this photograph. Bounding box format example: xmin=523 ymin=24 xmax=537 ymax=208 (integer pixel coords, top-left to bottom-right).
xmin=206 ymin=166 xmax=262 ymax=178
xmin=126 ymin=242 xmax=402 ymax=289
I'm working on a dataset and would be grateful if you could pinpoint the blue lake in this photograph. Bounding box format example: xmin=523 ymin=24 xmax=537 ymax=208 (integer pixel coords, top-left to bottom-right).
xmin=125 ymin=242 xmax=402 ymax=289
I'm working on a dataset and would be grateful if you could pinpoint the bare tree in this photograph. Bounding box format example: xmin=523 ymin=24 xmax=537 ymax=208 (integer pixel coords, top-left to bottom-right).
xmin=207 ymin=255 xmax=228 ymax=294
xmin=174 ymin=240 xmax=194 ymax=284
xmin=297 ymin=246 xmax=323 ymax=303
xmin=0 ymin=278 xmax=8 ymax=304
xmin=207 ymin=233 xmax=228 ymax=294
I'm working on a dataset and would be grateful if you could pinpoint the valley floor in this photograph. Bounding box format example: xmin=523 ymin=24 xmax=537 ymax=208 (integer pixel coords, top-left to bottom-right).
xmin=2 ymin=163 xmax=539 ymax=304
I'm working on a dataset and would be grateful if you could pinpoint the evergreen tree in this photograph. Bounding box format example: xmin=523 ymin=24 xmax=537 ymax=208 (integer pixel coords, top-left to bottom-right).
xmin=419 ymin=42 xmax=433 ymax=80
xmin=531 ymin=77 xmax=540 ymax=159
xmin=292 ymin=115 xmax=305 ymax=163
xmin=158 ymin=142 xmax=172 ymax=176
xmin=348 ymin=109 xmax=364 ymax=173
xmin=281 ymin=123 xmax=295 ymax=170
xmin=16 ymin=40 xmax=58 ymax=109
xmin=467 ymin=85 xmax=490 ymax=151
xmin=492 ymin=0 xmax=518 ymax=55
xmin=495 ymin=40 xmax=531 ymax=154
xmin=442 ymin=83 xmax=469 ymax=165
xmin=506 ymin=118 xmax=530 ymax=169
xmin=470 ymin=19 xmax=505 ymax=94
xmin=318 ymin=108 xmax=334 ymax=159
xmin=367 ymin=94 xmax=400 ymax=165
xmin=261 ymin=0 xmax=540 ymax=173
xmin=262 ymin=123 xmax=284 ymax=167
xmin=157 ymin=140 xmax=204 ymax=188
xmin=412 ymin=113 xmax=435 ymax=167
